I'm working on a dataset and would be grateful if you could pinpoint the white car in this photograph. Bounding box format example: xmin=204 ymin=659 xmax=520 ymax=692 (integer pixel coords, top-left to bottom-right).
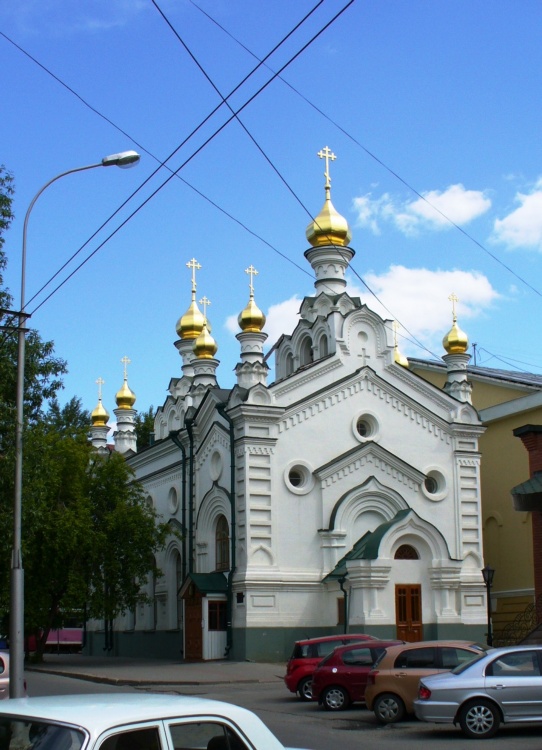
xmin=0 ymin=693 xmax=308 ymax=750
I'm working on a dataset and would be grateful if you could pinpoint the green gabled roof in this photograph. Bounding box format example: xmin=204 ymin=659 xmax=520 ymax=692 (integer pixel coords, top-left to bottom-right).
xmin=184 ymin=572 xmax=228 ymax=594
xmin=323 ymin=509 xmax=412 ymax=581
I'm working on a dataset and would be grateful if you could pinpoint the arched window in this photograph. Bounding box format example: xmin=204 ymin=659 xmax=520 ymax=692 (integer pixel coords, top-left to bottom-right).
xmin=395 ymin=544 xmax=419 ymax=560
xmin=299 ymin=337 xmax=313 ymax=367
xmin=285 ymin=352 xmax=294 ymax=377
xmin=318 ymin=334 xmax=328 ymax=358
xmin=215 ymin=515 xmax=230 ymax=572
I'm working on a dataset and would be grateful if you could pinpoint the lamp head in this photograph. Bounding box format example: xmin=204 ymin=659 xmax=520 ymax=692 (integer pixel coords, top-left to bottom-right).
xmin=102 ymin=150 xmax=141 ymax=168
xmin=482 ymin=565 xmax=495 ymax=586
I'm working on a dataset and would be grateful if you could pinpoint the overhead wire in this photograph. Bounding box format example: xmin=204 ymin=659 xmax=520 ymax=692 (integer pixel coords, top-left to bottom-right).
xmin=150 ymin=0 xmax=437 ymax=359
xmin=24 ymin=0 xmax=357 ymax=317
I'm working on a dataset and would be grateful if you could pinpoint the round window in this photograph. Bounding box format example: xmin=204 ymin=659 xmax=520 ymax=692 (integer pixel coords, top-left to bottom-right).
xmin=352 ymin=412 xmax=379 ymax=442
xmin=422 ymin=469 xmax=447 ymax=501
xmin=284 ymin=462 xmax=314 ymax=495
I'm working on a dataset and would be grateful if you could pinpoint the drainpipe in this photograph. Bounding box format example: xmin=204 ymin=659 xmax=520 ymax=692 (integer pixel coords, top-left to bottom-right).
xmin=217 ymin=404 xmax=236 ymax=658
xmin=185 ymin=417 xmax=195 ymax=575
xmin=338 ymin=576 xmax=348 ymax=634
xmin=170 ymin=430 xmax=188 ymax=583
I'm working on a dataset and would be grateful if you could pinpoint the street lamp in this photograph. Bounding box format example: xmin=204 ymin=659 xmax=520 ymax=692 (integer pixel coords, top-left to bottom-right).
xmin=482 ymin=565 xmax=495 ymax=647
xmin=10 ymin=150 xmax=140 ymax=697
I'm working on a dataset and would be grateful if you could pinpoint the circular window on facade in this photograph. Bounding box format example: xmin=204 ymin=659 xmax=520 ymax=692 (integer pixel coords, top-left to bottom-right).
xmin=422 ymin=469 xmax=447 ymax=501
xmin=284 ymin=461 xmax=314 ymax=495
xmin=352 ymin=412 xmax=379 ymax=442
xmin=168 ymin=487 xmax=179 ymax=514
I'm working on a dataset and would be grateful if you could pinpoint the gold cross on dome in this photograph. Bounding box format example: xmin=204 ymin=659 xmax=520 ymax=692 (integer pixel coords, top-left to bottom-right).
xmin=199 ymin=296 xmax=211 ymax=320
xmin=448 ymin=292 xmax=459 ymax=321
xmin=121 ymin=355 xmax=131 ymax=380
xmin=186 ymin=258 xmax=201 ymax=292
xmin=245 ymin=265 xmax=258 ymax=296
xmin=95 ymin=377 xmax=105 ymax=400
xmin=317 ymin=146 xmax=336 ymax=189
xmin=393 ymin=320 xmax=400 ymax=347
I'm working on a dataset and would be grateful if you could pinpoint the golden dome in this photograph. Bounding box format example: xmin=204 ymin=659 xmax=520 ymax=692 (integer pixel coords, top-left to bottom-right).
xmin=91 ymin=399 xmax=109 ymax=427
xmin=176 ymin=292 xmax=205 ymax=340
xmin=116 ymin=379 xmax=136 ymax=409
xmin=394 ymin=346 xmax=409 ymax=368
xmin=306 ymin=187 xmax=352 ymax=247
xmin=238 ymin=297 xmax=266 ymax=333
xmin=193 ymin=320 xmax=218 ymax=359
xmin=443 ymin=320 xmax=469 ymax=354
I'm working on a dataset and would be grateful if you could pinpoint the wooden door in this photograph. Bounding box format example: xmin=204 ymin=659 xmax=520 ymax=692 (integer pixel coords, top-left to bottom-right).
xmin=395 ymin=584 xmax=422 ymax=642
xmin=184 ymin=591 xmax=203 ymax=660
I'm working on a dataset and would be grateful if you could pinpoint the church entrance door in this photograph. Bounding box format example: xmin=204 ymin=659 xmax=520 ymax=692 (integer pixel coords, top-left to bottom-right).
xmin=184 ymin=590 xmax=203 ymax=659
xmin=395 ymin=584 xmax=422 ymax=642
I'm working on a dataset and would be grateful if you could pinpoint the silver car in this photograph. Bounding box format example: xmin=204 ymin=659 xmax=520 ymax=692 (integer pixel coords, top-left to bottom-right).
xmin=414 ymin=645 xmax=542 ymax=739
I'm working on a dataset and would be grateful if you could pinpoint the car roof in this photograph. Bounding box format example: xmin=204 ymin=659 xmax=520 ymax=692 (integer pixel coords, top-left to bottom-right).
xmin=378 ymin=640 xmax=483 ymax=654
xmin=295 ymin=633 xmax=374 ymax=645
xmin=0 ymin=694 xmax=269 ymax=739
xmin=330 ymin=640 xmax=402 ymax=653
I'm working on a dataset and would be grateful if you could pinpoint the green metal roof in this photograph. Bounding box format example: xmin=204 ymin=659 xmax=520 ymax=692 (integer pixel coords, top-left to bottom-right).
xmin=185 ymin=572 xmax=228 ymax=594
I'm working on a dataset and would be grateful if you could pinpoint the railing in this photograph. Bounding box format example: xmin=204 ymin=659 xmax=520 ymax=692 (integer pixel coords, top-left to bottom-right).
xmin=494 ymin=594 xmax=542 ymax=646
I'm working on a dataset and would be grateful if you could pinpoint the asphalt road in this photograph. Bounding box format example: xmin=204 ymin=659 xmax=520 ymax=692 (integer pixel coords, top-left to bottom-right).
xmin=26 ymin=670 xmax=542 ymax=750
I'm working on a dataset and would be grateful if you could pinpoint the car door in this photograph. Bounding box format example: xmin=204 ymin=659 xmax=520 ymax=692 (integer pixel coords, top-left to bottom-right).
xmin=391 ymin=646 xmax=439 ymax=705
xmin=339 ymin=646 xmax=376 ymax=701
xmin=485 ymin=650 xmax=542 ymax=720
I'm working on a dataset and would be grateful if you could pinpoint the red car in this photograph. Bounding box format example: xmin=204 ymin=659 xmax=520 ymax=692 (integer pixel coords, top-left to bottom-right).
xmin=312 ymin=640 xmax=403 ymax=710
xmin=284 ymin=633 xmax=377 ymax=701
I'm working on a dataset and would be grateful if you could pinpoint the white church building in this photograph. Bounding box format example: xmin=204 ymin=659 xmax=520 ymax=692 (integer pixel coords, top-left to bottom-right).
xmin=87 ymin=151 xmax=488 ymax=661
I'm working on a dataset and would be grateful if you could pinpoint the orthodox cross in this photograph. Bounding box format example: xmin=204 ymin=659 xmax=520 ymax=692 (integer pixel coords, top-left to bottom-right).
xmin=186 ymin=258 xmax=201 ymax=293
xmin=121 ymin=355 xmax=131 ymax=380
xmin=448 ymin=292 xmax=459 ymax=322
xmin=393 ymin=320 xmax=401 ymax=347
xmin=245 ymin=265 xmax=258 ymax=297
xmin=317 ymin=146 xmax=336 ymax=189
xmin=199 ymin=296 xmax=211 ymax=321
xmin=96 ymin=377 xmax=105 ymax=401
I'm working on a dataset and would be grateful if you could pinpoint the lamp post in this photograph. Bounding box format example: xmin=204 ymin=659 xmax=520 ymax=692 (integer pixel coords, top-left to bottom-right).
xmin=482 ymin=565 xmax=495 ymax=647
xmin=10 ymin=150 xmax=140 ymax=697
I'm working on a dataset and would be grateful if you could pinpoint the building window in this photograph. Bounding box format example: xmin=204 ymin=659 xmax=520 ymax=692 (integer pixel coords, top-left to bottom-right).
xmin=208 ymin=601 xmax=227 ymax=631
xmin=215 ymin=515 xmax=230 ymax=572
xmin=395 ymin=544 xmax=419 ymax=560
xmin=299 ymin=337 xmax=313 ymax=367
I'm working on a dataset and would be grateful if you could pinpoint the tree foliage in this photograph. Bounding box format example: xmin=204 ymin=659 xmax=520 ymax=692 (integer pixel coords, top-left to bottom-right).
xmin=134 ymin=405 xmax=155 ymax=449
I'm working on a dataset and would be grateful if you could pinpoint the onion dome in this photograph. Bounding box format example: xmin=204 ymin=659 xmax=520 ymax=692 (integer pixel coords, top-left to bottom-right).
xmin=443 ymin=320 xmax=469 ymax=354
xmin=238 ymin=296 xmax=266 ymax=332
xmin=91 ymin=399 xmax=109 ymax=427
xmin=306 ymin=186 xmax=352 ymax=248
xmin=176 ymin=292 xmax=205 ymax=340
xmin=394 ymin=345 xmax=409 ymax=368
xmin=116 ymin=378 xmax=136 ymax=409
xmin=193 ymin=320 xmax=218 ymax=359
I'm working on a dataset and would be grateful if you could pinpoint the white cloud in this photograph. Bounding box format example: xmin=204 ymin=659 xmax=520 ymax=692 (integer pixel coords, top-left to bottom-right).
xmin=492 ymin=178 xmax=542 ymax=250
xmin=225 ymin=295 xmax=301 ymax=348
xmin=353 ymin=184 xmax=491 ymax=236
xmin=347 ymin=265 xmax=500 ymax=357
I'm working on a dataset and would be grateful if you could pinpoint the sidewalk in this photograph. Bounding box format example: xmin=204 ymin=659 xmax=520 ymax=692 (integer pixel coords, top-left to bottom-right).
xmin=26 ymin=655 xmax=286 ymax=688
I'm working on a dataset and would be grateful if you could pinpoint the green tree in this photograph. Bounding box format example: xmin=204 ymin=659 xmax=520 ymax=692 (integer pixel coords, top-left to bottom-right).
xmin=134 ymin=405 xmax=155 ymax=449
xmin=22 ymin=398 xmax=170 ymax=660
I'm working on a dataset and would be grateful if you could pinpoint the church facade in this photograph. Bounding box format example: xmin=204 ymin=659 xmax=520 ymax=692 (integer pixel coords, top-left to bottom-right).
xmin=87 ymin=152 xmax=488 ymax=661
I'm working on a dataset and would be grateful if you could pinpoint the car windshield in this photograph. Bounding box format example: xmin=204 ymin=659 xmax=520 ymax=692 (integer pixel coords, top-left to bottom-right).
xmin=0 ymin=718 xmax=85 ymax=749
xmin=451 ymin=653 xmax=486 ymax=675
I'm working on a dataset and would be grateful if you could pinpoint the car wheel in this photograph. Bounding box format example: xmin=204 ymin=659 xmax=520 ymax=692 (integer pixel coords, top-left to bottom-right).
xmin=458 ymin=699 xmax=501 ymax=739
xmin=322 ymin=686 xmax=350 ymax=711
xmin=373 ymin=693 xmax=406 ymax=724
xmin=298 ymin=676 xmax=313 ymax=701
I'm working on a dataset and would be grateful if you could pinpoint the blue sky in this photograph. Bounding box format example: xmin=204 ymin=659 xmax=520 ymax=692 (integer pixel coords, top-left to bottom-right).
xmin=2 ymin=0 xmax=542 ymax=423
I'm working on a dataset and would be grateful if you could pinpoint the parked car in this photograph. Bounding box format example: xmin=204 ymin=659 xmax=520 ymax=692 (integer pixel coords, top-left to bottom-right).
xmin=0 ymin=692 xmax=310 ymax=750
xmin=414 ymin=644 xmax=542 ymax=739
xmin=312 ymin=640 xmax=403 ymax=710
xmin=365 ymin=639 xmax=488 ymax=724
xmin=284 ymin=633 xmax=377 ymax=700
